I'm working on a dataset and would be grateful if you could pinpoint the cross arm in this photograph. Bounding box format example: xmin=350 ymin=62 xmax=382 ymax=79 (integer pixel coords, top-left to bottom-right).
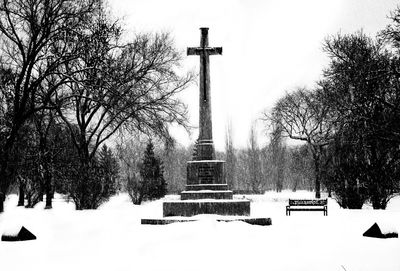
xmin=187 ymin=47 xmax=223 ymax=56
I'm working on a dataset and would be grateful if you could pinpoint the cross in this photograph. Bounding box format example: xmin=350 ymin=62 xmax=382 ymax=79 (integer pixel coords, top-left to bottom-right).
xmin=187 ymin=28 xmax=222 ymax=159
xmin=187 ymin=27 xmax=222 ymax=101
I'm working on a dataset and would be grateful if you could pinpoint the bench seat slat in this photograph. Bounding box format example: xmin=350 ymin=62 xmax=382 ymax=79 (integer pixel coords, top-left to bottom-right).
xmin=287 ymin=208 xmax=325 ymax=211
xmin=286 ymin=199 xmax=328 ymax=216
xmin=289 ymin=199 xmax=327 ymax=206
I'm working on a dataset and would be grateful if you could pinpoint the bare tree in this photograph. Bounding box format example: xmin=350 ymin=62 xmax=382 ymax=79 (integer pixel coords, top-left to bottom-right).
xmin=235 ymin=148 xmax=249 ymax=193
xmin=247 ymin=122 xmax=263 ymax=193
xmin=52 ymin=6 xmax=193 ymax=208
xmin=116 ymin=135 xmax=146 ymax=204
xmin=31 ymin=110 xmax=60 ymax=209
xmin=264 ymin=88 xmax=335 ymax=198
xmin=269 ymin=119 xmax=286 ymax=192
xmin=225 ymin=120 xmax=236 ymax=190
xmin=161 ymin=140 xmax=191 ymax=194
xmin=287 ymin=144 xmax=314 ymax=192
xmin=259 ymin=146 xmax=273 ymax=190
xmin=0 ymin=0 xmax=98 ymax=212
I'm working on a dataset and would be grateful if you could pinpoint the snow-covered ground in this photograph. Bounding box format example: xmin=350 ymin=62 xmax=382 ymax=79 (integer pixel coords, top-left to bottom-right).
xmin=1 ymin=191 xmax=400 ymax=271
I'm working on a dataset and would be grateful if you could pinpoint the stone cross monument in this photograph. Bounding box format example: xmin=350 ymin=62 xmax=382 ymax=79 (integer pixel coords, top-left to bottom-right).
xmin=142 ymin=28 xmax=271 ymax=225
xmin=187 ymin=27 xmax=222 ymax=160
xmin=161 ymin=28 xmax=250 ymax=217
xmin=185 ymin=28 xmax=225 ymax=189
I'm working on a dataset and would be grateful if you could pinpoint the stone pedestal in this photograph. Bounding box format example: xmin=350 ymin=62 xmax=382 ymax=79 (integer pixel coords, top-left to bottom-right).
xmin=163 ymin=200 xmax=250 ymax=217
xmin=187 ymin=160 xmax=225 ymax=185
xmin=162 ymin=159 xmax=250 ymax=217
xmin=142 ymin=217 xmax=272 ymax=226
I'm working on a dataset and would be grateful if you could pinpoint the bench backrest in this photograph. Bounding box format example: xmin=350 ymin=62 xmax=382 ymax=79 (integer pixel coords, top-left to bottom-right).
xmin=289 ymin=199 xmax=327 ymax=206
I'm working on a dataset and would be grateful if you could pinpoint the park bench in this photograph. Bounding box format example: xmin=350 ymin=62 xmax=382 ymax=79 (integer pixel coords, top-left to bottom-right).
xmin=286 ymin=199 xmax=328 ymax=216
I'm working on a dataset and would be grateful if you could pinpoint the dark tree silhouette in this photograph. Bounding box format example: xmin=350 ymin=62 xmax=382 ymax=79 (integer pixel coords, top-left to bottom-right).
xmin=0 ymin=0 xmax=98 ymax=212
xmin=139 ymin=140 xmax=167 ymax=202
xmin=322 ymin=31 xmax=400 ymax=208
xmin=125 ymin=140 xmax=167 ymax=205
xmin=98 ymin=144 xmax=119 ymax=191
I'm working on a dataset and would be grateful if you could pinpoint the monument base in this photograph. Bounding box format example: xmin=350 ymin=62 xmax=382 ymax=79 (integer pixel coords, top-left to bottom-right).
xmin=141 ymin=217 xmax=272 ymax=226
xmin=163 ymin=199 xmax=250 ymax=217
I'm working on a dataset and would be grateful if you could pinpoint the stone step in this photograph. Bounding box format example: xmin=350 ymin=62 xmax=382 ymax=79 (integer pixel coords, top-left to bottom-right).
xmin=181 ymin=190 xmax=233 ymax=200
xmin=185 ymin=184 xmax=229 ymax=191
xmin=163 ymin=199 xmax=251 ymax=217
xmin=141 ymin=217 xmax=272 ymax=226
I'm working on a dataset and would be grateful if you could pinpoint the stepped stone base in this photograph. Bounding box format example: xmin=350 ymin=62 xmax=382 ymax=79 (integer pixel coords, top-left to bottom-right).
xmin=141 ymin=217 xmax=272 ymax=226
xmin=181 ymin=190 xmax=233 ymax=200
xmin=163 ymin=199 xmax=250 ymax=217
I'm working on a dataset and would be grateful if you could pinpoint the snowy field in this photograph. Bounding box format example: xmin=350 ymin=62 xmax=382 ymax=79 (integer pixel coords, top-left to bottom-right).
xmin=1 ymin=191 xmax=400 ymax=271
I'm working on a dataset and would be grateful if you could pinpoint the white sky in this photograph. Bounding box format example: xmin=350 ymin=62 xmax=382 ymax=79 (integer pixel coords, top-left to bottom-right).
xmin=108 ymin=0 xmax=399 ymax=150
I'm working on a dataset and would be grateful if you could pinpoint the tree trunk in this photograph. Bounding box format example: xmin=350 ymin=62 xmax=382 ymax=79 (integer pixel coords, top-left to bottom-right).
xmin=138 ymin=193 xmax=143 ymax=205
xmin=18 ymin=181 xmax=25 ymax=206
xmin=0 ymin=160 xmax=10 ymax=213
xmin=0 ymin=125 xmax=20 ymax=212
xmin=26 ymin=192 xmax=32 ymax=208
xmin=0 ymin=192 xmax=4 ymax=212
xmin=315 ymin=176 xmax=321 ymax=198
xmin=73 ymin=154 xmax=92 ymax=210
xmin=313 ymin=151 xmax=321 ymax=199
xmin=45 ymin=175 xmax=53 ymax=209
xmin=38 ymin=189 xmax=44 ymax=202
xmin=292 ymin=177 xmax=299 ymax=192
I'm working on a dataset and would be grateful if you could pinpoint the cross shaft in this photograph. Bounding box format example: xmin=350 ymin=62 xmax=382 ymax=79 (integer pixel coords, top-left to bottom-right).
xmin=187 ymin=27 xmax=222 ymax=160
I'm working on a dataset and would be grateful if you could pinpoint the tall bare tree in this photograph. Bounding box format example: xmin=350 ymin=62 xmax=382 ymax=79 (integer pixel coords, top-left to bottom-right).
xmin=247 ymin=122 xmax=263 ymax=193
xmin=264 ymin=88 xmax=335 ymax=198
xmin=269 ymin=119 xmax=286 ymax=192
xmin=287 ymin=144 xmax=314 ymax=192
xmin=52 ymin=6 xmax=193 ymax=209
xmin=161 ymin=140 xmax=190 ymax=193
xmin=116 ymin=135 xmax=146 ymax=204
xmin=225 ymin=120 xmax=236 ymax=190
xmin=0 ymin=0 xmax=98 ymax=212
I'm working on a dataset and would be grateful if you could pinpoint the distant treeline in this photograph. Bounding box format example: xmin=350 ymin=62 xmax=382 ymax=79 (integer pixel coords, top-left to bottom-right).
xmin=116 ymin=132 xmax=314 ymax=196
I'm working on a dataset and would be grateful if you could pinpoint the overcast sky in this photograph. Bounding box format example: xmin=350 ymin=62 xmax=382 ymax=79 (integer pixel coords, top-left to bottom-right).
xmin=108 ymin=0 xmax=399 ymax=150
